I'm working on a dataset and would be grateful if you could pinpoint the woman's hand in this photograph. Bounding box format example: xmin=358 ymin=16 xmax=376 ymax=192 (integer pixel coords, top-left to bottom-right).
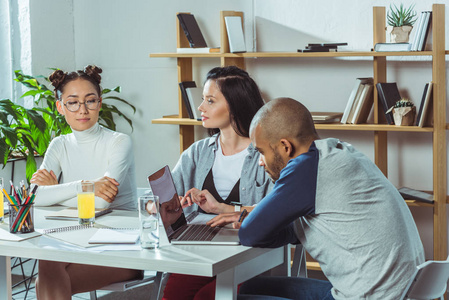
xmin=93 ymin=176 xmax=119 ymax=203
xmin=185 ymin=188 xmax=226 ymax=214
xmin=30 ymin=169 xmax=58 ymax=186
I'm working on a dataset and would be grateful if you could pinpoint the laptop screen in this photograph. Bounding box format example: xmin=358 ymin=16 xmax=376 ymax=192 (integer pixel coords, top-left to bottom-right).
xmin=147 ymin=165 xmax=187 ymax=240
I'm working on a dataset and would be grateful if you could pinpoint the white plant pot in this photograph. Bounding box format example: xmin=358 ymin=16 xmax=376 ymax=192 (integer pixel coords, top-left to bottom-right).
xmin=387 ymin=25 xmax=413 ymax=43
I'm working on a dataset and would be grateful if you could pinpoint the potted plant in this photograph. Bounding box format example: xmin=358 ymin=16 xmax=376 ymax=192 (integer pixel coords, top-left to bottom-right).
xmin=387 ymin=98 xmax=416 ymax=126
xmin=0 ymin=70 xmax=136 ymax=182
xmin=386 ymin=3 xmax=417 ymax=43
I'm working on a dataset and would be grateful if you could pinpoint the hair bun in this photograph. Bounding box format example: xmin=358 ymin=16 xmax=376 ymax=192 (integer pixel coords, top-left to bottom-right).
xmin=49 ymin=69 xmax=67 ymax=90
xmin=83 ymin=65 xmax=102 ymax=85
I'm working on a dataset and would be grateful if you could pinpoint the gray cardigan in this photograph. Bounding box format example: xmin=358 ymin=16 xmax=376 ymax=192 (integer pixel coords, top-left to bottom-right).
xmin=172 ymin=134 xmax=273 ymax=214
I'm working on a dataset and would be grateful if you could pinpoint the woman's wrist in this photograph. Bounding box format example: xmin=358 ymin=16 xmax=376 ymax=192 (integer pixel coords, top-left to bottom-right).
xmin=216 ymin=203 xmax=234 ymax=214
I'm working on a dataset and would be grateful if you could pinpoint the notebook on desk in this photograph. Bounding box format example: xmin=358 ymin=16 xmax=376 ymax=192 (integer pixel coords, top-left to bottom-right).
xmin=147 ymin=165 xmax=240 ymax=245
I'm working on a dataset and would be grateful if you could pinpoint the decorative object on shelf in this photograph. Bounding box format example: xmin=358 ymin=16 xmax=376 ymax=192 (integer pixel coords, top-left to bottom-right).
xmin=1 ymin=70 xmax=135 ymax=182
xmin=386 ymin=4 xmax=417 ymax=43
xmin=387 ymin=99 xmax=416 ymax=126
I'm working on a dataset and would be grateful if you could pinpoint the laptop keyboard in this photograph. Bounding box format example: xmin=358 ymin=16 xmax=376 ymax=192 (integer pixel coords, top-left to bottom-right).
xmin=177 ymin=225 xmax=221 ymax=241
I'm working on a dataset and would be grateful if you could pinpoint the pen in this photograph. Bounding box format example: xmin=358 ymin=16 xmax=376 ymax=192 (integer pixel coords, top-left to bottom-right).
xmin=238 ymin=209 xmax=247 ymax=223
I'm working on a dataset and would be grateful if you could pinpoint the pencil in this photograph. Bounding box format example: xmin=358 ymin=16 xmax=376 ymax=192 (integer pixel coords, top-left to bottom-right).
xmin=238 ymin=209 xmax=248 ymax=223
xmin=3 ymin=188 xmax=18 ymax=211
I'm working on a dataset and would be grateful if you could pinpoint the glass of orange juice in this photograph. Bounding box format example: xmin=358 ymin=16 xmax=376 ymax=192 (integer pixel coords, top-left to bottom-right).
xmin=78 ymin=181 xmax=95 ymax=225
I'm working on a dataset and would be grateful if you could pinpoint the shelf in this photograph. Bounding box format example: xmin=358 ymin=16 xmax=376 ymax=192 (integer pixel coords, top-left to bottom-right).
xmin=405 ymin=200 xmax=434 ymax=207
xmin=152 ymin=117 xmax=202 ymax=126
xmin=150 ymin=51 xmax=435 ymax=59
xmin=306 ymin=261 xmax=321 ymax=271
xmin=152 ymin=117 xmax=434 ymax=132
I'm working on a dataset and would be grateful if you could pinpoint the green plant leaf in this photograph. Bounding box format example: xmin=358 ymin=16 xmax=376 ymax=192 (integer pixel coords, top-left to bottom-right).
xmin=25 ymin=151 xmax=37 ymax=183
xmin=0 ymin=138 xmax=10 ymax=165
xmin=0 ymin=99 xmax=19 ymax=120
xmin=102 ymin=96 xmax=137 ymax=113
xmin=0 ymin=125 xmax=18 ymax=147
xmin=24 ymin=109 xmax=47 ymax=133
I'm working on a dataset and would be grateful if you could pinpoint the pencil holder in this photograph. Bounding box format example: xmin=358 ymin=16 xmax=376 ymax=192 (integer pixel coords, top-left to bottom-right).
xmin=9 ymin=203 xmax=34 ymax=233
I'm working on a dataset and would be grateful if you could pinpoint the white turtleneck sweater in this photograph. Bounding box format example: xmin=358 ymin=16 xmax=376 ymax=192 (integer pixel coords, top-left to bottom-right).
xmin=34 ymin=123 xmax=137 ymax=210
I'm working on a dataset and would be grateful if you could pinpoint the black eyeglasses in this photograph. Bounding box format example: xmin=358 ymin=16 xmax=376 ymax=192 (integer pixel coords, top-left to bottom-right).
xmin=62 ymin=99 xmax=100 ymax=112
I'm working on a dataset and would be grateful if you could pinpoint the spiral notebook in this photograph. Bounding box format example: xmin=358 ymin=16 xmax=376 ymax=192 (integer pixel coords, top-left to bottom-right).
xmin=44 ymin=207 xmax=113 ymax=221
xmin=42 ymin=224 xmax=139 ymax=248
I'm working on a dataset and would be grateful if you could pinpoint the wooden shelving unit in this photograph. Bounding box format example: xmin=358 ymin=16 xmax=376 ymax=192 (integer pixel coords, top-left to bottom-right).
xmin=150 ymin=5 xmax=447 ymax=262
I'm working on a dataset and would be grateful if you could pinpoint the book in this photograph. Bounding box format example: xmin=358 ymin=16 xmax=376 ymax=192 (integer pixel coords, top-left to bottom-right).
xmin=418 ymin=12 xmax=432 ymax=51
xmin=298 ymin=48 xmax=337 ymax=53
xmin=341 ymin=78 xmax=373 ymax=124
xmin=307 ymin=42 xmax=348 ymax=47
xmin=185 ymin=85 xmax=203 ymax=120
xmin=224 ymin=16 xmax=246 ymax=53
xmin=376 ymin=82 xmax=402 ymax=125
xmin=179 ymin=81 xmax=203 ymax=120
xmin=44 ymin=207 xmax=112 ymax=221
xmin=311 ymin=112 xmax=343 ymax=123
xmin=176 ymin=47 xmax=220 ymax=54
xmin=411 ymin=12 xmax=425 ymax=51
xmin=346 ymin=84 xmax=366 ymax=123
xmin=374 ymin=43 xmax=412 ymax=52
xmin=88 ymin=228 xmax=139 ymax=244
xmin=398 ymin=187 xmax=434 ymax=204
xmin=179 ymin=81 xmax=196 ymax=119
xmin=352 ymin=83 xmax=374 ymax=124
xmin=177 ymin=13 xmax=207 ymax=48
xmin=416 ymin=82 xmax=433 ymax=127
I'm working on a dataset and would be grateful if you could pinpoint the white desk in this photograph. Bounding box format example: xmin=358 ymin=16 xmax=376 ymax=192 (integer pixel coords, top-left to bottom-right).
xmin=0 ymin=207 xmax=286 ymax=300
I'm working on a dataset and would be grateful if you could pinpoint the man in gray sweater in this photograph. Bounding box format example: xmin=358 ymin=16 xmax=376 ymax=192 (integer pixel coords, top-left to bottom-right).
xmin=238 ymin=97 xmax=424 ymax=299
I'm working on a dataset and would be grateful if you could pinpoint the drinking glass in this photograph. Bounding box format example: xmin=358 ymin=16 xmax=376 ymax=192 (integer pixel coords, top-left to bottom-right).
xmin=78 ymin=181 xmax=95 ymax=225
xmin=138 ymin=193 xmax=159 ymax=249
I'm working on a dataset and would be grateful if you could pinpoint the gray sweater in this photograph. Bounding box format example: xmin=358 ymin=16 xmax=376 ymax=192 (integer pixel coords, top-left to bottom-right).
xmin=172 ymin=134 xmax=273 ymax=213
xmin=239 ymin=138 xmax=424 ymax=299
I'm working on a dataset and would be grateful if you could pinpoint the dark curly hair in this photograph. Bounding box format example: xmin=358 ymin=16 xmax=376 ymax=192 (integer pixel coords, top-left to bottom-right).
xmin=205 ymin=66 xmax=265 ymax=137
xmin=49 ymin=65 xmax=102 ymax=100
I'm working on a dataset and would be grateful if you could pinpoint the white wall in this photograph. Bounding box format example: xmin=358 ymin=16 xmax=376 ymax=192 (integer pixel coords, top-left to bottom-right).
xmin=5 ymin=0 xmax=449 ymax=259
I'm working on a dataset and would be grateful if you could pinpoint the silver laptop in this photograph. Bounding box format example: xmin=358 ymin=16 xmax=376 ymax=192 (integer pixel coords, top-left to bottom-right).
xmin=147 ymin=165 xmax=240 ymax=245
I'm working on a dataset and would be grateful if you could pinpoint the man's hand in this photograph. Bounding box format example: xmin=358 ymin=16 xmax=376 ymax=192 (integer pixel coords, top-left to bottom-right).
xmin=30 ymin=169 xmax=58 ymax=186
xmin=206 ymin=212 xmax=242 ymax=228
xmin=93 ymin=176 xmax=119 ymax=203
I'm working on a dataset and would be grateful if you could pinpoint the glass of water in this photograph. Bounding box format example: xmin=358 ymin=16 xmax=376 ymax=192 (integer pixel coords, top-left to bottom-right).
xmin=138 ymin=193 xmax=159 ymax=249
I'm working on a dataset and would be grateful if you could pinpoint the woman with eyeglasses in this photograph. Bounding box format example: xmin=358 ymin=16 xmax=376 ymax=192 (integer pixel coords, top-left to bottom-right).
xmin=31 ymin=65 xmax=142 ymax=299
xmin=30 ymin=65 xmax=136 ymax=210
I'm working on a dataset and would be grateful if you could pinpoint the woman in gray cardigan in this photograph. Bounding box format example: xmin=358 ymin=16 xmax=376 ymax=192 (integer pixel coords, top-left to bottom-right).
xmin=164 ymin=66 xmax=273 ymax=300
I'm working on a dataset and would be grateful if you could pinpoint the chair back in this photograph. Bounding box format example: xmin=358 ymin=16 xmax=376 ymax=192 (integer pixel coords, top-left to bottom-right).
xmin=401 ymin=259 xmax=449 ymax=299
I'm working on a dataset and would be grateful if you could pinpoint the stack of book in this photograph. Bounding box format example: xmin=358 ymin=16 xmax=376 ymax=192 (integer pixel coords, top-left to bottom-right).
xmin=341 ymin=78 xmax=374 ymax=124
xmin=298 ymin=43 xmax=347 ymax=53
xmin=411 ymin=11 xmax=432 ymax=51
xmin=311 ymin=112 xmax=343 ymax=124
